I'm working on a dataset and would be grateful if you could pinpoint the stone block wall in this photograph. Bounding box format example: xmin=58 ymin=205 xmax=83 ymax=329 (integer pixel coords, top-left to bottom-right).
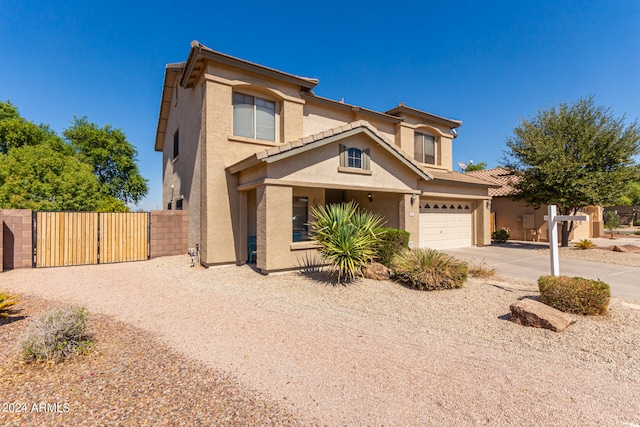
xmin=150 ymin=210 xmax=188 ymax=259
xmin=1 ymin=209 xmax=33 ymax=271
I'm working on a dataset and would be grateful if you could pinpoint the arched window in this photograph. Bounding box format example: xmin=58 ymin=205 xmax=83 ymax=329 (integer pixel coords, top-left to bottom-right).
xmin=348 ymin=148 xmax=362 ymax=169
xmin=339 ymin=145 xmax=370 ymax=170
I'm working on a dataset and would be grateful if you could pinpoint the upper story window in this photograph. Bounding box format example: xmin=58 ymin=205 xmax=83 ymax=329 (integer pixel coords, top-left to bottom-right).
xmin=233 ymin=93 xmax=276 ymax=141
xmin=339 ymin=144 xmax=370 ymax=170
xmin=414 ymin=132 xmax=436 ymax=165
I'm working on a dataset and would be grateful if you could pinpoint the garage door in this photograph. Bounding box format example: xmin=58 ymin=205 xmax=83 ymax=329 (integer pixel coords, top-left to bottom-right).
xmin=419 ymin=201 xmax=472 ymax=250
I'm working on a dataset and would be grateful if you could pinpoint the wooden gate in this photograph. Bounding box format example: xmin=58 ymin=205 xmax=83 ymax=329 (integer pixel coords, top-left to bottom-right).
xmin=99 ymin=212 xmax=149 ymax=263
xmin=34 ymin=212 xmax=149 ymax=267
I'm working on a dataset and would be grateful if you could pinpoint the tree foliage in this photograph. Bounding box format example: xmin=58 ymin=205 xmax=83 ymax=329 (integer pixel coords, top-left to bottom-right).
xmin=614 ymin=181 xmax=640 ymax=206
xmin=0 ymin=144 xmax=101 ymax=211
xmin=0 ymin=101 xmax=147 ymax=211
xmin=64 ymin=117 xmax=148 ymax=204
xmin=504 ymin=96 xmax=640 ymax=246
xmin=465 ymin=161 xmax=487 ymax=172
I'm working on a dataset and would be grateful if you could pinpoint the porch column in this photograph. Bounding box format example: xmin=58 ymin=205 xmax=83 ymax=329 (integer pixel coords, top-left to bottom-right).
xmin=256 ymin=184 xmax=293 ymax=273
xmin=399 ymin=193 xmax=419 ymax=249
xmin=475 ymin=199 xmax=492 ymax=246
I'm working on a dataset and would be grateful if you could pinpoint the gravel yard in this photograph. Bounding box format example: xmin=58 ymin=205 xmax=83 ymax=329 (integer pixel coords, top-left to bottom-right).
xmin=1 ymin=254 xmax=639 ymax=426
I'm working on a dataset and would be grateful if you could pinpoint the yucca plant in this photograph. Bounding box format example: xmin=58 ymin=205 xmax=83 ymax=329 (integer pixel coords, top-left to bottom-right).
xmin=0 ymin=290 xmax=18 ymax=317
xmin=575 ymin=239 xmax=596 ymax=250
xmin=392 ymin=248 xmax=468 ymax=290
xmin=310 ymin=201 xmax=385 ymax=284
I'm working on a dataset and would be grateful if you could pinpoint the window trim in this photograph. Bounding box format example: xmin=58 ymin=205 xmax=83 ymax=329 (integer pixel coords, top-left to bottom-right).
xmin=414 ymin=131 xmax=437 ymax=165
xmin=339 ymin=144 xmax=370 ymax=171
xmin=232 ymin=92 xmax=276 ymax=142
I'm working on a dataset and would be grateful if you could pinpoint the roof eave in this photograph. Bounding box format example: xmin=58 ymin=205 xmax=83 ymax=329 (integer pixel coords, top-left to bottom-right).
xmin=386 ymin=103 xmax=462 ymax=129
xmin=180 ymin=41 xmax=319 ymax=90
xmin=300 ymin=92 xmax=403 ymax=125
xmin=155 ymin=63 xmax=184 ymax=152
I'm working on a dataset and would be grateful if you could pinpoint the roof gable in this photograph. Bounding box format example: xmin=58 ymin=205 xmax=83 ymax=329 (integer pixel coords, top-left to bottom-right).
xmin=228 ymin=121 xmax=433 ymax=182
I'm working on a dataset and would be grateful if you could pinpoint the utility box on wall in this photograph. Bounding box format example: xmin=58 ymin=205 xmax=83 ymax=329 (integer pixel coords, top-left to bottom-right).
xmin=522 ymin=214 xmax=535 ymax=228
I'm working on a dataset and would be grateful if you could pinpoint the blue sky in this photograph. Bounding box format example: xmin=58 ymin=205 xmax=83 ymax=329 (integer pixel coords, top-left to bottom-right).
xmin=1 ymin=0 xmax=638 ymax=210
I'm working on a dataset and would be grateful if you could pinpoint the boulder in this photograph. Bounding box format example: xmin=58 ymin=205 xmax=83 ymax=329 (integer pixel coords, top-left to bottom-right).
xmin=612 ymin=245 xmax=640 ymax=253
xmin=363 ymin=262 xmax=391 ymax=281
xmin=509 ymin=299 xmax=576 ymax=332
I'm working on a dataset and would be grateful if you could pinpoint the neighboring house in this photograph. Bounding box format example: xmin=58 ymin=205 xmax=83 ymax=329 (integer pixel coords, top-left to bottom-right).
xmin=155 ymin=41 xmax=496 ymax=272
xmin=467 ymin=168 xmax=603 ymax=242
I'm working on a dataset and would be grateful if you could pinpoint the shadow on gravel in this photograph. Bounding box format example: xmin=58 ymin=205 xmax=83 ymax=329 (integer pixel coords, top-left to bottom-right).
xmin=492 ymin=242 xmax=548 ymax=251
xmin=0 ymin=313 xmax=26 ymax=326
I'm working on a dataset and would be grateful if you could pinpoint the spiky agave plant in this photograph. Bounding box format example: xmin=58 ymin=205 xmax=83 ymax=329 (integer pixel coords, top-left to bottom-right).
xmin=310 ymin=201 xmax=385 ymax=284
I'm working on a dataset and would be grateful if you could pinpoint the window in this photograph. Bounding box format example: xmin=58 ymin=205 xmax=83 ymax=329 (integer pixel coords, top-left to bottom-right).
xmin=176 ymin=199 xmax=183 ymax=210
xmin=167 ymin=202 xmax=172 ymax=210
xmin=233 ymin=93 xmax=276 ymax=141
xmin=414 ymin=132 xmax=436 ymax=164
xmin=348 ymin=148 xmax=361 ymax=168
xmin=173 ymin=129 xmax=179 ymax=159
xmin=339 ymin=145 xmax=370 ymax=170
xmin=292 ymin=197 xmax=309 ymax=241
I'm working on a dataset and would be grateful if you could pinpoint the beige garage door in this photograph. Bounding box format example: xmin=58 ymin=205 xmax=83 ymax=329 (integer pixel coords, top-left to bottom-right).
xmin=419 ymin=201 xmax=472 ymax=250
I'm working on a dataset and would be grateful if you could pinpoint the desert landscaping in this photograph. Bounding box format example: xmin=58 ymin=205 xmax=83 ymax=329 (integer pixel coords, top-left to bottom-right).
xmin=1 ymin=249 xmax=639 ymax=426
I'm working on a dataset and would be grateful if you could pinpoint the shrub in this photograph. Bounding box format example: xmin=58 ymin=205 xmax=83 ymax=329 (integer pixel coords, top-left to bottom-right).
xmin=468 ymin=262 xmax=497 ymax=278
xmin=538 ymin=275 xmax=610 ymax=315
xmin=310 ymin=201 xmax=385 ymax=284
xmin=0 ymin=290 xmax=18 ymax=317
xmin=391 ymin=248 xmax=468 ymax=290
xmin=492 ymin=227 xmax=510 ymax=243
xmin=575 ymin=239 xmax=596 ymax=250
xmin=22 ymin=306 xmax=93 ymax=362
xmin=374 ymin=227 xmax=410 ymax=267
xmin=634 ymin=230 xmax=640 ymax=236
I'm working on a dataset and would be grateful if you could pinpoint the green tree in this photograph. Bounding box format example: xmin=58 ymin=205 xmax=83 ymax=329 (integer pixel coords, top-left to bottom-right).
xmin=64 ymin=117 xmax=148 ymax=204
xmin=604 ymin=211 xmax=620 ymax=238
xmin=465 ymin=161 xmax=487 ymax=172
xmin=0 ymin=100 xmax=69 ymax=155
xmin=0 ymin=144 xmax=101 ymax=211
xmin=614 ymin=181 xmax=640 ymax=205
xmin=504 ymin=95 xmax=640 ymax=246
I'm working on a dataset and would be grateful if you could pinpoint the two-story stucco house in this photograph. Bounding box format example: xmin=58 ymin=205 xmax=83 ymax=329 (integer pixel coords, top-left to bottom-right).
xmin=155 ymin=41 xmax=496 ymax=273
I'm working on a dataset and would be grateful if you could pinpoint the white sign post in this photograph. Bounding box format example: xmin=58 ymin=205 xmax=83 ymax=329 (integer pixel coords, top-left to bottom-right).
xmin=544 ymin=205 xmax=588 ymax=276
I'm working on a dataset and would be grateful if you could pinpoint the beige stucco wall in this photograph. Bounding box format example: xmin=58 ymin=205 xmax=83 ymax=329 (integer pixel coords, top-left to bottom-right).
xmin=491 ymin=198 xmax=595 ymax=242
xmin=265 ymin=134 xmax=419 ymax=193
xmin=303 ymin=101 xmax=396 ymax=143
xmin=161 ymin=79 xmax=203 ymax=250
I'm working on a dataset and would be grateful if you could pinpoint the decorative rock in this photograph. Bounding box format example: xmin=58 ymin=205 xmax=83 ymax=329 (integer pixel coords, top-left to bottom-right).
xmin=509 ymin=299 xmax=576 ymax=332
xmin=363 ymin=262 xmax=391 ymax=281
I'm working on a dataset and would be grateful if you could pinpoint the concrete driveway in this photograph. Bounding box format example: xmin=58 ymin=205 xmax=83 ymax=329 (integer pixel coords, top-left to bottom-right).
xmin=446 ymin=243 xmax=640 ymax=300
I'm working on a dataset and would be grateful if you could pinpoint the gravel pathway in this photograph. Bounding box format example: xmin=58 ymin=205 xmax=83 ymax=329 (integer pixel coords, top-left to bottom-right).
xmin=2 ymin=255 xmax=639 ymax=426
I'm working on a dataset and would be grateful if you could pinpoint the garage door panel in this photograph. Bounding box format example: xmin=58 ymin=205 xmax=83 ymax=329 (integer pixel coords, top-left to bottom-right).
xmin=419 ymin=201 xmax=472 ymax=250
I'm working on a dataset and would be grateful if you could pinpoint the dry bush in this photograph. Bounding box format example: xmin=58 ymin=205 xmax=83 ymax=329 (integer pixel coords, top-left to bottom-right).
xmin=22 ymin=306 xmax=93 ymax=362
xmin=392 ymin=248 xmax=468 ymax=291
xmin=468 ymin=262 xmax=497 ymax=278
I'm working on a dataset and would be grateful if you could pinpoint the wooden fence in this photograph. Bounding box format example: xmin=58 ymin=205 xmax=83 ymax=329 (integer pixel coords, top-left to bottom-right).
xmin=34 ymin=212 xmax=149 ymax=267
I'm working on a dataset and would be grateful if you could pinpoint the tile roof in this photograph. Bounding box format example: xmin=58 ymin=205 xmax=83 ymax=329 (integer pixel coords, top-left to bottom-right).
xmin=255 ymin=120 xmax=434 ymax=182
xmin=428 ymin=169 xmax=502 ymax=187
xmin=465 ymin=168 xmax=519 ymax=196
